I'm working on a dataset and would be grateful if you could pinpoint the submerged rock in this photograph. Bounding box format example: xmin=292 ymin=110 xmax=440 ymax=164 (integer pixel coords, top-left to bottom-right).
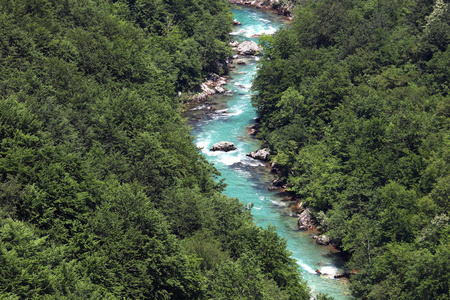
xmin=210 ymin=141 xmax=237 ymax=152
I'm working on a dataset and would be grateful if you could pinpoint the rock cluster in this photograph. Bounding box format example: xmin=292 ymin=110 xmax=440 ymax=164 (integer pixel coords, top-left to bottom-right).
xmin=191 ymin=73 xmax=228 ymax=103
xmin=210 ymin=141 xmax=237 ymax=152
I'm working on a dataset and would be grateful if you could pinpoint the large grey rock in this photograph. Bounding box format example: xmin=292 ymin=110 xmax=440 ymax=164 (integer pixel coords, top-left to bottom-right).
xmin=246 ymin=148 xmax=270 ymax=161
xmin=297 ymin=208 xmax=314 ymax=231
xmin=210 ymin=141 xmax=237 ymax=152
xmin=315 ymin=235 xmax=330 ymax=245
xmin=237 ymin=40 xmax=263 ymax=55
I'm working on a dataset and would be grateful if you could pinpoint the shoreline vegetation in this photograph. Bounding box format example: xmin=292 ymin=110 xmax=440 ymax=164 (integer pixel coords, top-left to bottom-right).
xmin=0 ymin=1 xmax=312 ymax=299
xmin=252 ymin=0 xmax=450 ymax=299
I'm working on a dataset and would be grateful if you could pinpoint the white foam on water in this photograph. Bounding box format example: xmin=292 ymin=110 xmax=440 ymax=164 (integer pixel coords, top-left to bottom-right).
xmin=234 ymin=168 xmax=251 ymax=177
xmin=297 ymin=261 xmax=317 ymax=274
xmin=196 ymin=140 xmax=209 ymax=151
xmin=319 ymin=266 xmax=338 ymax=277
xmin=227 ymin=108 xmax=244 ymax=116
xmin=230 ymin=28 xmax=245 ymax=36
xmin=257 ymin=17 xmax=270 ymax=23
xmin=232 ymin=25 xmax=277 ymax=38
xmin=241 ymin=157 xmax=265 ymax=167
xmin=211 ymin=113 xmax=231 ymax=120
xmin=202 ymin=150 xmax=246 ymax=168
xmin=246 ymin=26 xmax=277 ymax=37
xmin=271 ymin=200 xmax=286 ymax=207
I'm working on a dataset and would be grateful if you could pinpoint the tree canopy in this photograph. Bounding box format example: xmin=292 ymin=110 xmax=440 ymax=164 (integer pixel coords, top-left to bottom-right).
xmin=253 ymin=0 xmax=450 ymax=299
xmin=0 ymin=0 xmax=310 ymax=298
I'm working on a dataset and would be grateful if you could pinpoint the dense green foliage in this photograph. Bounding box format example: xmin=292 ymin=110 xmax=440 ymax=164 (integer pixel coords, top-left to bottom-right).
xmin=253 ymin=0 xmax=450 ymax=299
xmin=0 ymin=0 xmax=310 ymax=298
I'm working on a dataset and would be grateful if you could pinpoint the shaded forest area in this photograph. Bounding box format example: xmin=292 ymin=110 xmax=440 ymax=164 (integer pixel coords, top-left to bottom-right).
xmin=253 ymin=0 xmax=450 ymax=299
xmin=0 ymin=0 xmax=310 ymax=299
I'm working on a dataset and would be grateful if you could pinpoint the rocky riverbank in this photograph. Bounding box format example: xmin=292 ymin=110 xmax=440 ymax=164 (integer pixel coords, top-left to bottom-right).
xmin=228 ymin=0 xmax=294 ymax=18
xmin=187 ymin=34 xmax=263 ymax=105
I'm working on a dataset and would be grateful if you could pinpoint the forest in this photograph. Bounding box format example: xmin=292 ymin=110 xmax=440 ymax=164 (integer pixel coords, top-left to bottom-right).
xmin=0 ymin=0 xmax=311 ymax=299
xmin=253 ymin=0 xmax=449 ymax=299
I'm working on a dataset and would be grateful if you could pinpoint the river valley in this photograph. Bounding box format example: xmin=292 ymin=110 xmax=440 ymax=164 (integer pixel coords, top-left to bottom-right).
xmin=185 ymin=6 xmax=352 ymax=300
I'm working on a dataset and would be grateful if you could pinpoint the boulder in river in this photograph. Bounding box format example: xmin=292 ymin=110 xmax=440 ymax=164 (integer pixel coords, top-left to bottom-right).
xmin=237 ymin=40 xmax=263 ymax=55
xmin=210 ymin=141 xmax=237 ymax=152
xmin=236 ymin=59 xmax=246 ymax=65
xmin=315 ymin=235 xmax=331 ymax=245
xmin=246 ymin=148 xmax=270 ymax=161
xmin=297 ymin=208 xmax=314 ymax=231
xmin=233 ymin=19 xmax=242 ymax=25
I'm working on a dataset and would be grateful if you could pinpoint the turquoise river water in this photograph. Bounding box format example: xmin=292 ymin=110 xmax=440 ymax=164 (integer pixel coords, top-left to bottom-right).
xmin=185 ymin=6 xmax=352 ymax=300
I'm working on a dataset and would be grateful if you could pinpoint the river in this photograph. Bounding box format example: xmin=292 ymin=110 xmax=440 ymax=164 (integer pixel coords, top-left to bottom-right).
xmin=184 ymin=6 xmax=352 ymax=300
